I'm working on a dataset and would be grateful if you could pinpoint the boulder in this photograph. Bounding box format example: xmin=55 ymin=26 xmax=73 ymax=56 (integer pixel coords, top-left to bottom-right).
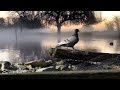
xmin=49 ymin=48 xmax=120 ymax=61
xmin=14 ymin=63 xmax=29 ymax=70
xmin=56 ymin=60 xmax=65 ymax=65
xmin=1 ymin=61 xmax=11 ymax=71
xmin=55 ymin=65 xmax=68 ymax=71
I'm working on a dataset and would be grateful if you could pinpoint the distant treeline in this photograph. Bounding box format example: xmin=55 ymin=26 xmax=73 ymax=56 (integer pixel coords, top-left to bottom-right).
xmin=0 ymin=11 xmax=99 ymax=30
xmin=0 ymin=17 xmax=44 ymax=29
xmin=0 ymin=11 xmax=45 ymax=29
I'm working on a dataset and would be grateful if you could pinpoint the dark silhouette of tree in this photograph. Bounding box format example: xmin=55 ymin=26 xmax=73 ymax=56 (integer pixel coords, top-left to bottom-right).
xmin=0 ymin=18 xmax=5 ymax=27
xmin=12 ymin=17 xmax=19 ymax=27
xmin=10 ymin=11 xmax=44 ymax=31
xmin=113 ymin=16 xmax=120 ymax=32
xmin=105 ymin=21 xmax=114 ymax=31
xmin=43 ymin=11 xmax=98 ymax=42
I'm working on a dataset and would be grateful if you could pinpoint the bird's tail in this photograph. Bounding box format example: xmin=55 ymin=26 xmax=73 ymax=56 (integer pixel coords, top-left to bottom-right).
xmin=55 ymin=45 xmax=58 ymax=48
xmin=55 ymin=44 xmax=62 ymax=48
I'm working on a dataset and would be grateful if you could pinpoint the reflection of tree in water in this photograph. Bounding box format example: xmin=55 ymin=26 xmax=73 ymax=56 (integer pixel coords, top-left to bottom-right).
xmin=17 ymin=42 xmax=45 ymax=62
xmin=114 ymin=39 xmax=120 ymax=53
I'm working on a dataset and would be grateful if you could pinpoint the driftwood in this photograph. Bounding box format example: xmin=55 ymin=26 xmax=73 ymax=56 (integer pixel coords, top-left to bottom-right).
xmin=49 ymin=48 xmax=120 ymax=61
xmin=25 ymin=61 xmax=52 ymax=68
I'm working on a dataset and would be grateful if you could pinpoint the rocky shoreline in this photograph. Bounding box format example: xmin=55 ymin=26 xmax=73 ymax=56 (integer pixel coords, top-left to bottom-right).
xmin=0 ymin=48 xmax=120 ymax=74
xmin=1 ymin=55 xmax=120 ymax=74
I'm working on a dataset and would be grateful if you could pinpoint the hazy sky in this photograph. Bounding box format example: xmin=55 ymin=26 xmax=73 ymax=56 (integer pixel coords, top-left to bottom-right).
xmin=102 ymin=11 xmax=120 ymax=20
xmin=0 ymin=11 xmax=9 ymax=18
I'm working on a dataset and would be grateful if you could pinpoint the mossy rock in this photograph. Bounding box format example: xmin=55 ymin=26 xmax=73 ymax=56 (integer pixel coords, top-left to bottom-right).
xmin=49 ymin=48 xmax=109 ymax=60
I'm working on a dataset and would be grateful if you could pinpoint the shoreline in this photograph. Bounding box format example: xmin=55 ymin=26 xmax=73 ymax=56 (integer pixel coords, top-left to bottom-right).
xmin=1 ymin=70 xmax=120 ymax=79
xmin=0 ymin=48 xmax=120 ymax=79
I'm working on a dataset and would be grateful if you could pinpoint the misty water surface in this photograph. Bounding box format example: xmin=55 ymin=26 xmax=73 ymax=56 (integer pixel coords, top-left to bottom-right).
xmin=0 ymin=28 xmax=120 ymax=63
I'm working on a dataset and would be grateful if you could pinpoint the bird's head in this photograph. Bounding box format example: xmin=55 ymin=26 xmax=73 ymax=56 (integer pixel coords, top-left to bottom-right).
xmin=75 ymin=29 xmax=80 ymax=33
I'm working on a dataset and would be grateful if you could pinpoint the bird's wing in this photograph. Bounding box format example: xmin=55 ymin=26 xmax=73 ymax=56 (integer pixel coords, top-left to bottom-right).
xmin=57 ymin=36 xmax=76 ymax=46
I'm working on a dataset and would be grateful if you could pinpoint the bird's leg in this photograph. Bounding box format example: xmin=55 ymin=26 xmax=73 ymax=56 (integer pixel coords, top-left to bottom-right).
xmin=72 ymin=47 xmax=75 ymax=50
xmin=66 ymin=45 xmax=68 ymax=50
xmin=72 ymin=47 xmax=77 ymax=51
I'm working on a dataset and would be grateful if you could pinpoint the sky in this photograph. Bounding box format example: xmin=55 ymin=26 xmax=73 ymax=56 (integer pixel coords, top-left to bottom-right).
xmin=102 ymin=11 xmax=120 ymax=20
xmin=0 ymin=11 xmax=9 ymax=18
xmin=0 ymin=11 xmax=120 ymax=30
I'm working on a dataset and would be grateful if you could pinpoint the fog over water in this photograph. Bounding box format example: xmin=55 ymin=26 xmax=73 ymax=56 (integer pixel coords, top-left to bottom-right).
xmin=0 ymin=27 xmax=120 ymax=63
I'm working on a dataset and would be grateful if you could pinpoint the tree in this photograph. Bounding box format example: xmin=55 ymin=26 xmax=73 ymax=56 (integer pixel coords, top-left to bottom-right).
xmin=43 ymin=11 xmax=98 ymax=42
xmin=10 ymin=11 xmax=44 ymax=31
xmin=82 ymin=24 xmax=94 ymax=32
xmin=0 ymin=18 xmax=5 ymax=27
xmin=113 ymin=16 xmax=120 ymax=32
xmin=12 ymin=17 xmax=19 ymax=26
xmin=105 ymin=21 xmax=114 ymax=31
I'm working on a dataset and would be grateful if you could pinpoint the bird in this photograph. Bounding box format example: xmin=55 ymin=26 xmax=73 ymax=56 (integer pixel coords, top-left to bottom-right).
xmin=110 ymin=42 xmax=113 ymax=46
xmin=56 ymin=29 xmax=80 ymax=50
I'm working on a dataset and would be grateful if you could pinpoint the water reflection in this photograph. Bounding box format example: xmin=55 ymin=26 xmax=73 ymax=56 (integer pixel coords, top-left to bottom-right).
xmin=0 ymin=29 xmax=120 ymax=63
xmin=18 ymin=42 xmax=42 ymax=62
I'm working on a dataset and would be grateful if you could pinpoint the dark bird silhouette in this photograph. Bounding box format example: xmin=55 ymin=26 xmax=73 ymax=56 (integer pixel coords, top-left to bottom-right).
xmin=110 ymin=42 xmax=113 ymax=46
xmin=56 ymin=29 xmax=80 ymax=49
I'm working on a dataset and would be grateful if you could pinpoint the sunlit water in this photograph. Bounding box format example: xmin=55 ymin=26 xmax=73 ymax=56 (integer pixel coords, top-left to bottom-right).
xmin=0 ymin=28 xmax=120 ymax=63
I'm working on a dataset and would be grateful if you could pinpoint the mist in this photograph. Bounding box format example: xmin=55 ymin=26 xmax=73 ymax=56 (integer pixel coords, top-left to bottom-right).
xmin=0 ymin=26 xmax=120 ymax=63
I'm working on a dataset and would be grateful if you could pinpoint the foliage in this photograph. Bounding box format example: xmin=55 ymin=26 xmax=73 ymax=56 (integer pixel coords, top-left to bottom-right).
xmin=12 ymin=11 xmax=44 ymax=29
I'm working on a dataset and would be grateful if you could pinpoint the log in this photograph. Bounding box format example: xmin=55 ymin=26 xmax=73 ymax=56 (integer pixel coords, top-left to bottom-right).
xmin=48 ymin=48 xmax=120 ymax=61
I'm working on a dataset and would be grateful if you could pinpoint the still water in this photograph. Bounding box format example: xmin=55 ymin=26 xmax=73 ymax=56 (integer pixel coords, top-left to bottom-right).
xmin=0 ymin=28 xmax=120 ymax=63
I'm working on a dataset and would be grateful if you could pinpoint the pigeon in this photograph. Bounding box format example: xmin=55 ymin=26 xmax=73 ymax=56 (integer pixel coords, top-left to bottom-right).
xmin=56 ymin=29 xmax=80 ymax=49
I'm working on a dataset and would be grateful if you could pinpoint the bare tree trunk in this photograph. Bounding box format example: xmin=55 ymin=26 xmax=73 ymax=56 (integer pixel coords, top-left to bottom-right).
xmin=116 ymin=23 xmax=120 ymax=36
xmin=57 ymin=24 xmax=61 ymax=43
xmin=15 ymin=28 xmax=18 ymax=49
xmin=20 ymin=20 xmax=22 ymax=32
xmin=117 ymin=23 xmax=119 ymax=31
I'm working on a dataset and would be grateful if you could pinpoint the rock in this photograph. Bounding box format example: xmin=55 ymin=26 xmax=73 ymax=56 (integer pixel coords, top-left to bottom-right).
xmin=71 ymin=65 xmax=78 ymax=70
xmin=25 ymin=60 xmax=51 ymax=68
xmin=111 ymin=65 xmax=120 ymax=70
xmin=68 ymin=64 xmax=72 ymax=69
xmin=14 ymin=63 xmax=29 ymax=70
xmin=0 ymin=70 xmax=2 ymax=73
xmin=49 ymin=48 xmax=110 ymax=60
xmin=102 ymin=65 xmax=111 ymax=70
xmin=25 ymin=65 xmax=33 ymax=70
xmin=11 ymin=64 xmax=18 ymax=70
xmin=55 ymin=65 xmax=68 ymax=71
xmin=45 ymin=60 xmax=53 ymax=64
xmin=1 ymin=61 xmax=12 ymax=71
xmin=0 ymin=61 xmax=18 ymax=71
xmin=2 ymin=70 xmax=10 ymax=74
xmin=29 ymin=69 xmax=36 ymax=72
xmin=56 ymin=60 xmax=65 ymax=65
xmin=90 ymin=54 xmax=118 ymax=62
xmin=65 ymin=59 xmax=83 ymax=65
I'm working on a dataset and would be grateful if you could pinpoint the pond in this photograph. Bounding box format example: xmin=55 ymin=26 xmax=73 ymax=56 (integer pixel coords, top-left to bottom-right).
xmin=0 ymin=28 xmax=120 ymax=63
